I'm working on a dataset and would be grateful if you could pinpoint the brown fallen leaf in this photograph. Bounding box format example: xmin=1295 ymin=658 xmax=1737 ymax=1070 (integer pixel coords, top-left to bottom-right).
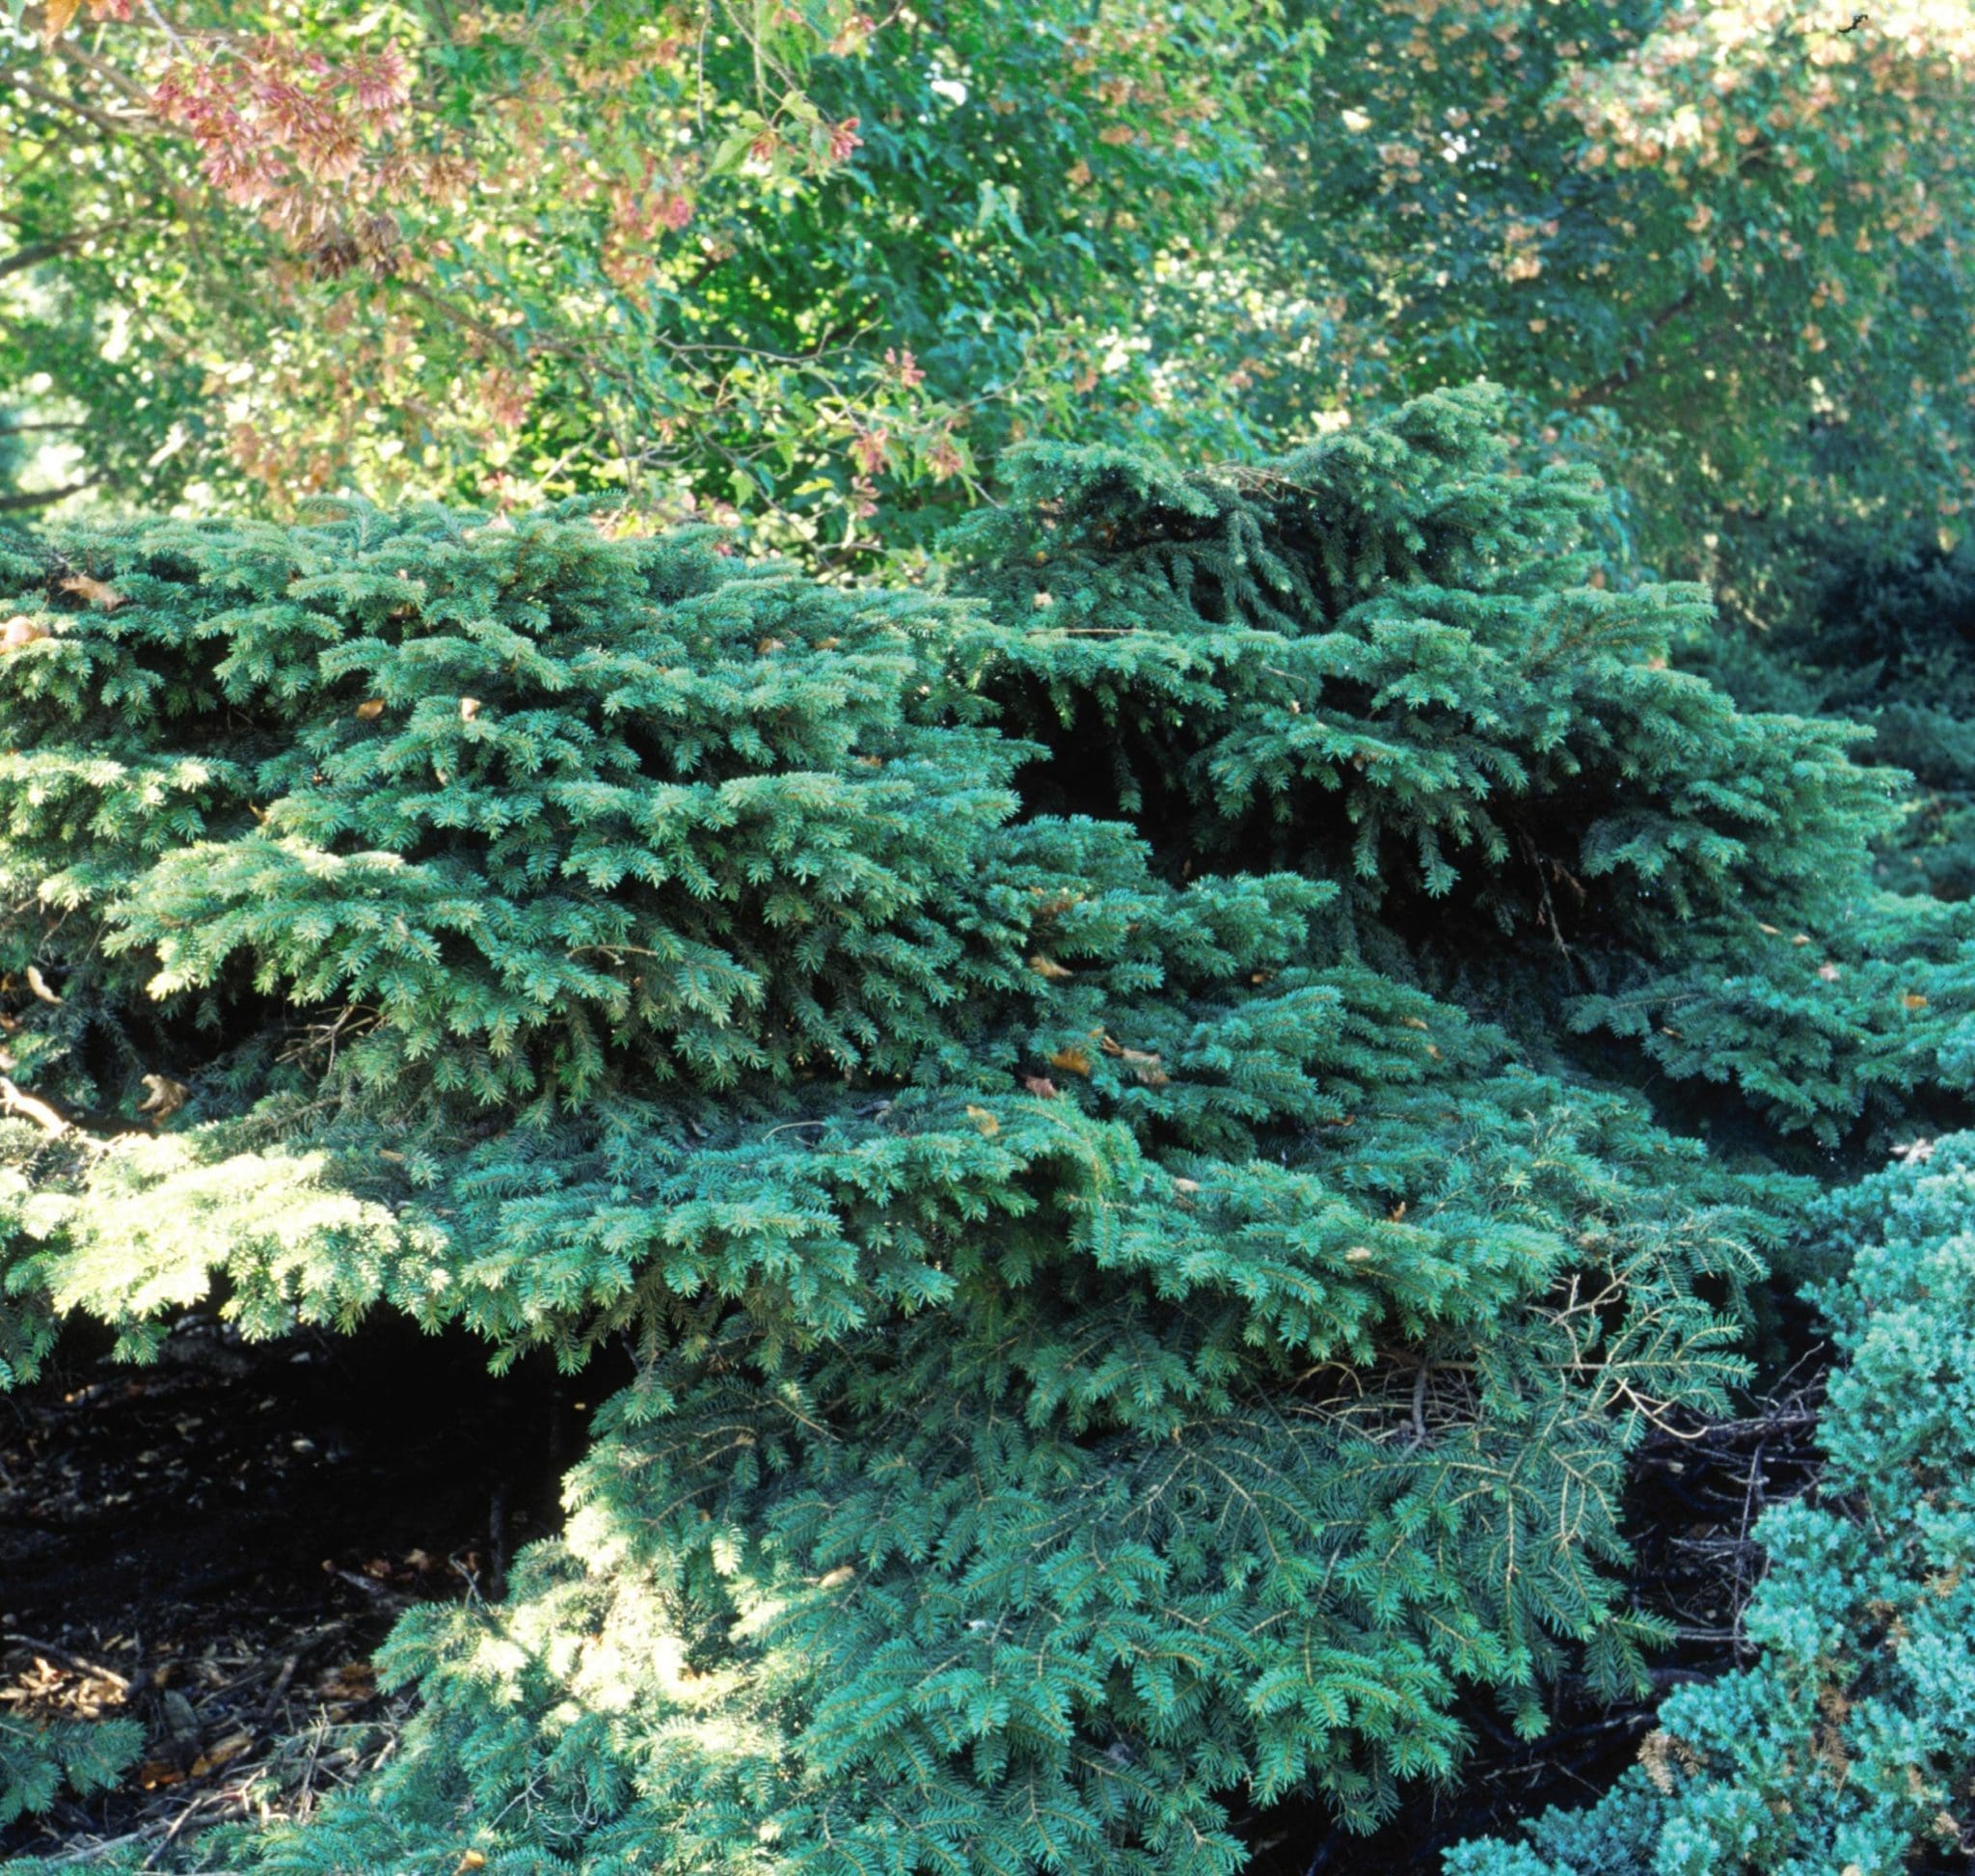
xmin=139 ymin=1074 xmax=192 ymax=1121
xmin=1904 ymin=992 xmax=1930 ymax=1011
xmin=964 ymin=1104 xmax=1000 ymax=1137
xmin=190 ymin=1731 xmax=255 ymax=1778
xmin=1028 ymin=954 xmax=1074 ymax=982
xmin=1 ymin=615 xmax=49 ymax=651
xmin=1020 ymin=1075 xmax=1060 ymax=1100
xmin=1048 ymin=1047 xmax=1093 ymax=1077
xmin=319 ymin=1661 xmax=377 ymax=1701
xmin=25 ymin=964 xmax=62 ymax=1005
xmin=355 ymin=698 xmax=386 ymax=720
xmin=59 ymin=573 xmax=124 ymax=610
xmin=459 ymin=696 xmax=481 ymax=721
xmin=0 ymin=1074 xmax=71 ymax=1138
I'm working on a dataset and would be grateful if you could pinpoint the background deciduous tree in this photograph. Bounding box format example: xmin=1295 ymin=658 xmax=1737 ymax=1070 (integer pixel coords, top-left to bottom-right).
xmin=11 ymin=0 xmax=1975 ymax=605
xmin=1231 ymin=0 xmax=1975 ymax=618
xmin=2 ymin=0 xmax=1319 ymax=557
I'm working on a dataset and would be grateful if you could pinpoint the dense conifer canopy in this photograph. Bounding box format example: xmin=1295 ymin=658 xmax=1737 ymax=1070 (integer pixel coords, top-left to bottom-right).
xmin=7 ymin=1 xmax=1975 ymax=1868
xmin=0 ymin=389 xmax=1932 ymax=1870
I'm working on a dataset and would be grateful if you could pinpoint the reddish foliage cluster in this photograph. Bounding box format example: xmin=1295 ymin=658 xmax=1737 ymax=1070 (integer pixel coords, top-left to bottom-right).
xmin=150 ymin=38 xmax=460 ymax=266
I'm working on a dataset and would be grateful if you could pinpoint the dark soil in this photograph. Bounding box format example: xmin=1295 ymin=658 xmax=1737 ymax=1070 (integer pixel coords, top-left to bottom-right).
xmin=1 ymin=1314 xmax=597 ymax=1862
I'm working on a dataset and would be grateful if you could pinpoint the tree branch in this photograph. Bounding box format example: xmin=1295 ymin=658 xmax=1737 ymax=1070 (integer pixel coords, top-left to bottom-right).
xmin=1565 ymin=287 xmax=1700 ymax=410
xmin=0 ymin=220 xmax=132 ymax=280
xmin=0 ymin=479 xmax=95 ymax=511
xmin=2 ymin=68 xmax=149 ymax=138
xmin=0 ymin=1074 xmax=70 ymax=1138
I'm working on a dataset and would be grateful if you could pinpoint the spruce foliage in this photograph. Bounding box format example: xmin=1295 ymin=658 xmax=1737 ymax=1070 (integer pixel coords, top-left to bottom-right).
xmin=0 ymin=1713 xmax=142 ymax=1834
xmin=1698 ymin=528 xmax=1975 ymax=904
xmin=942 ymin=390 xmax=1889 ymax=940
xmin=1449 ymin=1134 xmax=1975 ymax=1876
xmin=941 ymin=388 xmax=1907 ymax=1149
xmin=1565 ymin=530 xmax=1975 ymax=1151
xmin=0 ymin=390 xmax=1898 ymax=1869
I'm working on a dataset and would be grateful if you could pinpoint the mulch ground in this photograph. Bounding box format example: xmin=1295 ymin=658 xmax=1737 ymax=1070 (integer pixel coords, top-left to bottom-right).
xmin=1 ymin=1315 xmax=585 ymax=1865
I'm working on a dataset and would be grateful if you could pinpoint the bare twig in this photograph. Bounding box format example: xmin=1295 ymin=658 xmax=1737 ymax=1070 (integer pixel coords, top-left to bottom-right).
xmin=0 ymin=1074 xmax=70 ymax=1138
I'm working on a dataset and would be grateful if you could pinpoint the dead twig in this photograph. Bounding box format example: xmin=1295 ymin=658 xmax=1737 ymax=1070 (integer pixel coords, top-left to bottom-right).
xmin=0 ymin=1074 xmax=70 ymax=1138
